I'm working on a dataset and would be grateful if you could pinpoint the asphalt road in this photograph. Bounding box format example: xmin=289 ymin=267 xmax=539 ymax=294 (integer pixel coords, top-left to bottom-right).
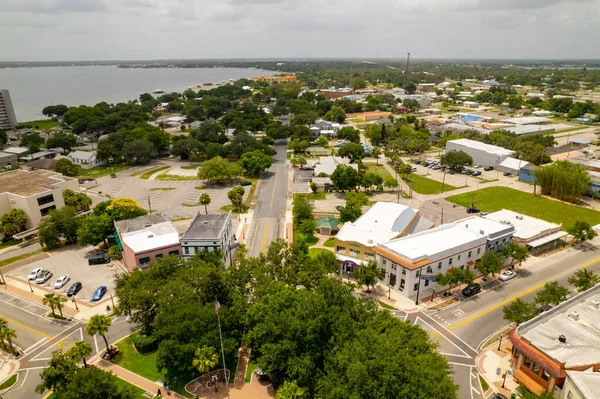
xmin=247 ymin=142 xmax=289 ymax=257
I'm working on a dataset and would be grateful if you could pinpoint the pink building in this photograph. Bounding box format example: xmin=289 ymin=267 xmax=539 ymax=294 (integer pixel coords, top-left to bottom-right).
xmin=114 ymin=214 xmax=181 ymax=271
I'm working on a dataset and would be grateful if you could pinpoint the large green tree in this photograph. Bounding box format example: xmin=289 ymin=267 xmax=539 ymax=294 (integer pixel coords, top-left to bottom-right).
xmin=61 ymin=366 xmax=136 ymax=399
xmin=568 ymin=269 xmax=600 ymax=293
xmin=534 ymin=281 xmax=570 ymax=306
xmin=38 ymin=206 xmax=81 ymax=249
xmin=239 ymin=150 xmax=273 ymax=176
xmin=534 ymin=161 xmax=590 ymax=203
xmin=198 ymin=156 xmax=243 ymax=183
xmin=21 ymin=134 xmax=45 ymax=152
xmin=338 ymin=142 xmax=365 ymax=163
xmin=122 ymin=139 xmax=157 ymax=165
xmin=567 ymin=220 xmax=597 ymax=243
xmin=0 ymin=209 xmax=28 ymax=237
xmin=330 ymin=165 xmax=362 ymax=191
xmin=63 ymin=189 xmax=92 ymax=211
xmin=36 ymin=350 xmax=78 ymax=395
xmin=85 ymin=314 xmax=112 ymax=352
xmin=502 ymin=298 xmax=539 ymax=325
xmin=227 ymin=186 xmax=245 ymax=213
xmin=352 ymin=261 xmax=386 ymax=292
xmin=77 ymin=214 xmax=114 ymax=246
xmin=476 ymin=252 xmax=503 ymax=279
xmin=54 ymin=158 xmax=81 ymax=177
xmin=441 ymin=150 xmax=473 ymax=171
xmin=46 ymin=132 xmax=78 ymax=154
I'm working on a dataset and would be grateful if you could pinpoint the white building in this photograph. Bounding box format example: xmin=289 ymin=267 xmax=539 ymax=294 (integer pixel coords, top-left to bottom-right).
xmin=497 ymin=157 xmax=532 ymax=175
xmin=313 ymin=156 xmax=356 ymax=177
xmin=63 ymin=150 xmax=105 ymax=169
xmin=180 ymin=211 xmax=236 ymax=266
xmin=456 ymin=216 xmax=515 ymax=253
xmin=526 ymin=92 xmax=545 ymax=99
xmin=446 ymin=138 xmax=514 ymax=167
xmin=0 ymin=89 xmax=18 ymax=130
xmin=561 ymin=371 xmax=600 ymax=399
xmin=463 ymin=101 xmax=480 ymax=108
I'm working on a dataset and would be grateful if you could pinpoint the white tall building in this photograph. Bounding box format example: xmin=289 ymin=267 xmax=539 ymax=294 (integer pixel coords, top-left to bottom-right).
xmin=0 ymin=89 xmax=18 ymax=130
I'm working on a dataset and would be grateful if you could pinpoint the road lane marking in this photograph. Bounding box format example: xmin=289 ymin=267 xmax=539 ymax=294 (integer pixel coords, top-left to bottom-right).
xmin=270 ymin=167 xmax=279 ymax=208
xmin=0 ymin=313 xmax=51 ymax=339
xmin=448 ymin=255 xmax=600 ymax=331
xmin=432 ymin=332 xmax=440 ymax=345
xmin=260 ymin=223 xmax=270 ymax=253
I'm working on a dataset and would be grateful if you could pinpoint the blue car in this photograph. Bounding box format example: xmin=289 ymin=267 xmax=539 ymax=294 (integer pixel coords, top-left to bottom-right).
xmin=91 ymin=286 xmax=107 ymax=301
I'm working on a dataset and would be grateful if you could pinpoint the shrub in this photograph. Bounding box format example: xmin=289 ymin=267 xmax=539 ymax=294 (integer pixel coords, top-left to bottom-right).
xmin=131 ymin=332 xmax=158 ymax=354
xmin=108 ymin=245 xmax=123 ymax=260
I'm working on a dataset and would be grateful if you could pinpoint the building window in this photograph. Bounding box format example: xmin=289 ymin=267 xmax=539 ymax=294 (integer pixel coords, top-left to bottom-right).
xmin=382 ymin=259 xmax=387 ymax=265
xmin=477 ymin=248 xmax=481 ymax=254
xmin=541 ymin=369 xmax=550 ymax=382
xmin=523 ymin=357 xmax=532 ymax=368
xmin=468 ymin=251 xmax=472 ymax=258
xmin=438 ymin=262 xmax=442 ymax=269
xmin=349 ymin=249 xmax=360 ymax=258
xmin=391 ymin=264 xmax=397 ymax=271
xmin=414 ymin=283 xmax=419 ymax=292
xmin=364 ymin=252 xmax=375 ymax=261
xmin=426 ymin=266 xmax=432 ymax=274
xmin=458 ymin=254 xmax=461 ymax=261
xmin=168 ymin=250 xmax=180 ymax=257
xmin=37 ymin=194 xmax=55 ymax=206
xmin=139 ymin=257 xmax=151 ymax=265
xmin=449 ymin=257 xmax=453 ymax=265
xmin=400 ymin=279 xmax=405 ymax=290
xmin=156 ymin=254 xmax=163 ymax=260
xmin=40 ymin=205 xmax=56 ymax=216
xmin=415 ymin=270 xmax=420 ymax=277
xmin=425 ymin=279 xmax=430 ymax=287
xmin=336 ymin=246 xmax=346 ymax=253
xmin=532 ymin=363 xmax=541 ymax=375
xmin=184 ymin=247 xmax=189 ymax=255
xmin=402 ymin=268 xmax=406 ymax=275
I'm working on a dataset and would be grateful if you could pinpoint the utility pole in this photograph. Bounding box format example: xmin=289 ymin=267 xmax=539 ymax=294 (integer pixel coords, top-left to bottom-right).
xmin=148 ymin=196 xmax=152 ymax=213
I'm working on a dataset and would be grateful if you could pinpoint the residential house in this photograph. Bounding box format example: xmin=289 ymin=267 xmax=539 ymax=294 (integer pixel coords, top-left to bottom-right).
xmin=64 ymin=150 xmax=105 ymax=169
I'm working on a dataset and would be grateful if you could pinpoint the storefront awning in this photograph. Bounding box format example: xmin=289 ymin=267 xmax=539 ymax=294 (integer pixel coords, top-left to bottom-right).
xmin=527 ymin=231 xmax=568 ymax=248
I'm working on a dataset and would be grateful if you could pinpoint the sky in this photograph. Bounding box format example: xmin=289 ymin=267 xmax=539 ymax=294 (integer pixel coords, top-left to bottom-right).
xmin=1 ymin=0 xmax=599 ymax=61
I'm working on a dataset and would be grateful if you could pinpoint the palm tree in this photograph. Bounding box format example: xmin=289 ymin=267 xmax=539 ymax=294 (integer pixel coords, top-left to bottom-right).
xmin=55 ymin=295 xmax=68 ymax=318
xmin=199 ymin=193 xmax=211 ymax=215
xmin=192 ymin=346 xmax=219 ymax=374
xmin=43 ymin=293 xmax=58 ymax=318
xmin=85 ymin=314 xmax=112 ymax=352
xmin=68 ymin=340 xmax=93 ymax=367
xmin=2 ymin=326 xmax=17 ymax=353
xmin=0 ymin=318 xmax=7 ymax=349
xmin=568 ymin=269 xmax=600 ymax=293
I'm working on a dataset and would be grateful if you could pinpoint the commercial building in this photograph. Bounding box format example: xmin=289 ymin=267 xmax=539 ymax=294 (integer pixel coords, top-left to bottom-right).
xmin=509 ymin=285 xmax=600 ymax=397
xmin=519 ymin=163 xmax=537 ymax=183
xmin=497 ymin=157 xmax=533 ymax=176
xmin=482 ymin=210 xmax=566 ymax=252
xmin=505 ymin=116 xmax=553 ymax=125
xmin=0 ymin=169 xmax=80 ymax=229
xmin=20 ymin=150 xmax=60 ymax=162
xmin=504 ymin=124 xmax=556 ymax=136
xmin=0 ymin=151 xmax=18 ymax=167
xmin=462 ymin=101 xmax=480 ymax=108
xmin=0 ymin=89 xmax=18 ymax=130
xmin=335 ymin=202 xmax=432 ymax=267
xmin=180 ymin=211 xmax=235 ymax=266
xmin=114 ymin=214 xmax=182 ymax=271
xmin=445 ymin=139 xmax=514 ymax=167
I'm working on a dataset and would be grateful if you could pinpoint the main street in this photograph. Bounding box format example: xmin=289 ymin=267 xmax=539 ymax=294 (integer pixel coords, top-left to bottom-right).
xmin=247 ymin=141 xmax=289 ymax=256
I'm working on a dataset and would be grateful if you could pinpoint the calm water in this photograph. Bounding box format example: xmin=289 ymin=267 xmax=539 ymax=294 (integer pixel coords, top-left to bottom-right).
xmin=0 ymin=66 xmax=275 ymax=122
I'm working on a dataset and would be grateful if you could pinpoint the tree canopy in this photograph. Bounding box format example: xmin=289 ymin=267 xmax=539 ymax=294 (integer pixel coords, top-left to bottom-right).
xmin=441 ymin=150 xmax=473 ymax=171
xmin=238 ymin=150 xmax=273 ymax=176
xmin=535 ymin=161 xmax=590 ymax=203
xmin=198 ymin=156 xmax=243 ymax=183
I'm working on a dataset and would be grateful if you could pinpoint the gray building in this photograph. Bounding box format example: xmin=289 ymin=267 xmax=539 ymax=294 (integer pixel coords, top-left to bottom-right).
xmin=0 ymin=151 xmax=18 ymax=167
xmin=180 ymin=211 xmax=236 ymax=266
xmin=0 ymin=90 xmax=18 ymax=130
xmin=445 ymin=138 xmax=514 ymax=168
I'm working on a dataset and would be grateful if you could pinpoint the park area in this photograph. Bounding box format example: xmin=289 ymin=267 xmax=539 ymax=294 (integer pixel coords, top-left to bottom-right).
xmin=447 ymin=187 xmax=600 ymax=230
xmin=403 ymin=174 xmax=460 ymax=195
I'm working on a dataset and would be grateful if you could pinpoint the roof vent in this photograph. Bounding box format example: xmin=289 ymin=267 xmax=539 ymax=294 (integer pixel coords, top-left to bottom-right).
xmin=203 ymin=221 xmax=208 ymax=224
xmin=479 ymin=230 xmax=485 ymax=235
xmin=147 ymin=234 xmax=154 ymax=238
xmin=465 ymin=224 xmax=469 ymax=228
xmin=516 ymin=215 xmax=524 ymax=220
xmin=569 ymin=311 xmax=580 ymax=321
xmin=591 ymin=299 xmax=600 ymax=310
xmin=367 ymin=239 xmax=373 ymax=244
xmin=558 ymin=335 xmax=567 ymax=343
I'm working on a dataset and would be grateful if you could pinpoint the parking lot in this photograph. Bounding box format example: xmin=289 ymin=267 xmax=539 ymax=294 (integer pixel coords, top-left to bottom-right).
xmin=411 ymin=159 xmax=519 ymax=188
xmin=7 ymin=245 xmax=123 ymax=304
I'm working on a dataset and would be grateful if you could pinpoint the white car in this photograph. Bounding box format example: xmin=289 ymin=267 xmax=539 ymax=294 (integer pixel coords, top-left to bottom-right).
xmin=54 ymin=274 xmax=70 ymax=289
xmin=499 ymin=269 xmax=517 ymax=281
xmin=28 ymin=267 xmax=43 ymax=280
xmin=36 ymin=270 xmax=53 ymax=284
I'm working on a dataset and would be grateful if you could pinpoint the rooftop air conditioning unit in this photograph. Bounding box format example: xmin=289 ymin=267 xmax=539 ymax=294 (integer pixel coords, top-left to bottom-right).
xmin=569 ymin=311 xmax=580 ymax=321
xmin=591 ymin=299 xmax=600 ymax=310
xmin=558 ymin=335 xmax=567 ymax=343
xmin=516 ymin=215 xmax=524 ymax=220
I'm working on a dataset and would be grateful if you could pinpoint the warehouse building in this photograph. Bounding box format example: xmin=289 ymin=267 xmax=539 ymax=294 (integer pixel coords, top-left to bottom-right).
xmin=445 ymin=138 xmax=514 ymax=167
xmin=497 ymin=157 xmax=533 ymax=176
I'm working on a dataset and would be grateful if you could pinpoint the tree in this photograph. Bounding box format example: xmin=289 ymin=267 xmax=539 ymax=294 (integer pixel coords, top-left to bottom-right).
xmin=350 ymin=77 xmax=367 ymax=91
xmin=330 ymin=165 xmax=362 ymax=191
xmin=0 ymin=209 xmax=28 ymax=237
xmin=315 ymin=136 xmax=329 ymax=147
xmin=172 ymin=138 xmax=203 ymax=160
xmin=535 ymin=161 xmax=591 ymax=203
xmin=21 ymin=133 xmax=45 ymax=152
xmin=61 ymin=366 xmax=137 ymax=399
xmin=336 ymin=127 xmax=360 ymax=143
xmin=199 ymin=193 xmax=211 ymax=215
xmin=68 ymin=340 xmax=93 ymax=367
xmin=338 ymin=142 xmax=365 ymax=164
xmin=360 ymin=172 xmax=383 ymax=191
xmin=298 ymin=219 xmax=317 ymax=237
xmin=372 ymin=147 xmax=382 ymax=164
xmin=0 ymin=325 xmax=16 ymax=353
xmin=239 ymin=150 xmax=273 ymax=176
xmin=476 ymin=252 xmax=503 ymax=280
xmin=122 ymin=139 xmax=157 ymax=165
xmin=502 ymin=242 xmax=529 ymax=266
xmin=277 ymin=380 xmax=305 ymax=399
xmin=192 ymin=346 xmax=220 ymax=374
xmin=502 ymin=299 xmax=538 ymax=325
xmin=38 ymin=206 xmax=81 ymax=249
xmin=441 ymin=150 xmax=473 ymax=171
xmin=77 ymin=214 xmax=114 ymax=247
xmin=293 ymin=194 xmax=313 ymax=230
xmin=567 ymin=220 xmax=597 ymax=244
xmin=568 ymin=269 xmax=600 ymax=293
xmin=228 ymin=186 xmax=245 ymax=212
xmin=352 ymin=261 xmax=385 ymax=292
xmin=384 ymin=176 xmax=399 ymax=191
xmin=54 ymin=158 xmax=81 ymax=177
xmin=365 ymin=124 xmax=382 ymax=146
xmin=85 ymin=314 xmax=112 ymax=352
xmin=36 ymin=350 xmax=78 ymax=395
xmin=507 ymin=95 xmax=523 ymax=110
xmin=436 ymin=268 xmax=469 ymax=292
xmin=43 ymin=293 xmax=58 ymax=318
xmin=198 ymin=156 xmax=243 ymax=183
xmin=46 ymin=133 xmax=78 ymax=154
xmin=291 ymin=155 xmax=307 ymax=168
xmin=514 ymin=142 xmax=551 ymax=165
xmin=105 ymin=198 xmax=148 ymax=220
xmin=534 ymin=281 xmax=570 ymax=306
xmin=55 ymin=295 xmax=68 ymax=318
xmin=63 ymin=189 xmax=92 ymax=211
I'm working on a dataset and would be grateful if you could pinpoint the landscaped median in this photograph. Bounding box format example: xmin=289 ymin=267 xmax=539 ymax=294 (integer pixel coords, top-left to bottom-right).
xmin=139 ymin=165 xmax=170 ymax=179
xmin=446 ymin=186 xmax=600 ymax=230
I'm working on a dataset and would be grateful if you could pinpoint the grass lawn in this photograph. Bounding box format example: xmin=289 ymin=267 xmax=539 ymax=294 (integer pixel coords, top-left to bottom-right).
xmin=221 ymin=205 xmax=247 ymax=214
xmin=403 ymin=174 xmax=460 ymax=195
xmin=140 ymin=166 xmax=170 ymax=179
xmin=77 ymin=164 xmax=132 ymax=179
xmin=362 ymin=163 xmax=393 ymax=181
xmin=323 ymin=238 xmax=335 ymax=248
xmin=306 ymin=235 xmax=319 ymax=246
xmin=308 ymin=248 xmax=332 ymax=258
xmin=150 ymin=187 xmax=175 ymax=191
xmin=243 ymin=177 xmax=259 ymax=209
xmin=194 ymin=186 xmax=206 ymax=190
xmin=309 ymin=192 xmax=326 ymax=200
xmin=245 ymin=359 xmax=258 ymax=383
xmin=180 ymin=165 xmax=200 ymax=170
xmin=24 ymin=119 xmax=60 ymax=130
xmin=0 ymin=249 xmax=44 ymax=269
xmin=155 ymin=174 xmax=200 ymax=181
xmin=0 ymin=374 xmax=17 ymax=390
xmin=446 ymin=187 xmax=600 ymax=230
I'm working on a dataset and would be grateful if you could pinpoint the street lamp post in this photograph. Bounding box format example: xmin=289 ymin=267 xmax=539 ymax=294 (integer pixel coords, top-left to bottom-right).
xmin=27 ymin=278 xmax=34 ymax=293
xmin=415 ymin=273 xmax=436 ymax=305
xmin=502 ymin=370 xmax=508 ymax=388
xmin=497 ymin=334 xmax=503 ymax=351
xmin=72 ymin=296 xmax=79 ymax=311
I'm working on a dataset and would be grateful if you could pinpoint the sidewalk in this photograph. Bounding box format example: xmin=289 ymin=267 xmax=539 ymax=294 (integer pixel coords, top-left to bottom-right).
xmin=477 ymin=340 xmax=518 ymax=398
xmin=0 ymin=355 xmax=19 ymax=391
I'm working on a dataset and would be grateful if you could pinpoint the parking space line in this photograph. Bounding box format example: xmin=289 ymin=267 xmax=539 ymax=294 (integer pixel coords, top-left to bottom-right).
xmin=0 ymin=313 xmax=51 ymax=339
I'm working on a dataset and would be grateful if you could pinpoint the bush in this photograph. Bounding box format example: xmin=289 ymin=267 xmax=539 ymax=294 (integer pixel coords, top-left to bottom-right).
xmin=131 ymin=332 xmax=158 ymax=354
xmin=108 ymin=245 xmax=123 ymax=260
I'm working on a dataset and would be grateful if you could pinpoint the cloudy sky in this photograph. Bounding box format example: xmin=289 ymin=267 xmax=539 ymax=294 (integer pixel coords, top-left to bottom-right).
xmin=1 ymin=0 xmax=599 ymax=61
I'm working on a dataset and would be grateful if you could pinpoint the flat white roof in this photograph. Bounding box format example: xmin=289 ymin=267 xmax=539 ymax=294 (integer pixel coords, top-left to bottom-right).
xmin=455 ymin=216 xmax=515 ymax=238
xmin=2 ymin=146 xmax=29 ymax=155
xmin=505 ymin=116 xmax=552 ymax=125
xmin=379 ymin=223 xmax=486 ymax=263
xmin=566 ymin=371 xmax=600 ymax=398
xmin=447 ymin=139 xmax=514 ymax=157
xmin=498 ymin=157 xmax=532 ymax=170
xmin=504 ymin=125 xmax=555 ymax=136
xmin=482 ymin=210 xmax=561 ymax=241
xmin=517 ymin=286 xmax=600 ymax=368
xmin=121 ymin=221 xmax=180 ymax=253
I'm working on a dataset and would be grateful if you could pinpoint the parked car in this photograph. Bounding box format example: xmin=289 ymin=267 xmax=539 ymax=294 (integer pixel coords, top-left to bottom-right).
xmin=88 ymin=254 xmax=110 ymax=265
xmin=411 ymin=167 xmax=417 ymax=172
xmin=503 ymin=172 xmax=512 ymax=176
xmin=28 ymin=267 xmax=44 ymax=280
xmin=66 ymin=282 xmax=82 ymax=297
xmin=91 ymin=286 xmax=107 ymax=301
xmin=239 ymin=180 xmax=252 ymax=186
xmin=432 ymin=165 xmax=442 ymax=170
xmin=473 ymin=164 xmax=481 ymax=168
xmin=484 ymin=166 xmax=494 ymax=171
xmin=415 ymin=160 xmax=421 ymax=164
xmin=54 ymin=274 xmax=70 ymax=289
xmin=499 ymin=270 xmax=517 ymax=281
xmin=36 ymin=270 xmax=53 ymax=284
xmin=462 ymin=284 xmax=481 ymax=297
xmin=472 ymin=171 xmax=482 ymax=176
xmin=466 ymin=207 xmax=480 ymax=213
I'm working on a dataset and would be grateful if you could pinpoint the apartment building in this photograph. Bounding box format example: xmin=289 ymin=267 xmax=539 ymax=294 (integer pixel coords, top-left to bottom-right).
xmin=0 ymin=89 xmax=18 ymax=130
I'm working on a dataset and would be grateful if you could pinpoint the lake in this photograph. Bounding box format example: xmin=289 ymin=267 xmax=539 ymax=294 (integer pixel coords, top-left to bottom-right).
xmin=0 ymin=66 xmax=276 ymax=122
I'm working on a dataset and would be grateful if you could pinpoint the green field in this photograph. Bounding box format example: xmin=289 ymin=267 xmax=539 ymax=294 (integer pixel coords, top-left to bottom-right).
xmin=140 ymin=166 xmax=170 ymax=179
xmin=77 ymin=164 xmax=132 ymax=179
xmin=362 ymin=163 xmax=393 ymax=181
xmin=308 ymin=248 xmax=332 ymax=258
xmin=24 ymin=119 xmax=61 ymax=130
xmin=323 ymin=237 xmax=335 ymax=247
xmin=447 ymin=187 xmax=600 ymax=230
xmin=155 ymin=173 xmax=200 ymax=181
xmin=403 ymin=174 xmax=460 ymax=195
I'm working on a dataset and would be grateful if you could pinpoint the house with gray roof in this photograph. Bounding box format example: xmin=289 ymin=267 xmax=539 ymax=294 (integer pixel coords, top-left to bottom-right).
xmin=180 ymin=211 xmax=236 ymax=266
xmin=64 ymin=150 xmax=104 ymax=169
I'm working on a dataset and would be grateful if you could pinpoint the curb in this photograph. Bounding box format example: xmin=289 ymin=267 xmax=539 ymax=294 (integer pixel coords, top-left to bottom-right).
xmin=0 ymin=370 xmax=19 ymax=395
